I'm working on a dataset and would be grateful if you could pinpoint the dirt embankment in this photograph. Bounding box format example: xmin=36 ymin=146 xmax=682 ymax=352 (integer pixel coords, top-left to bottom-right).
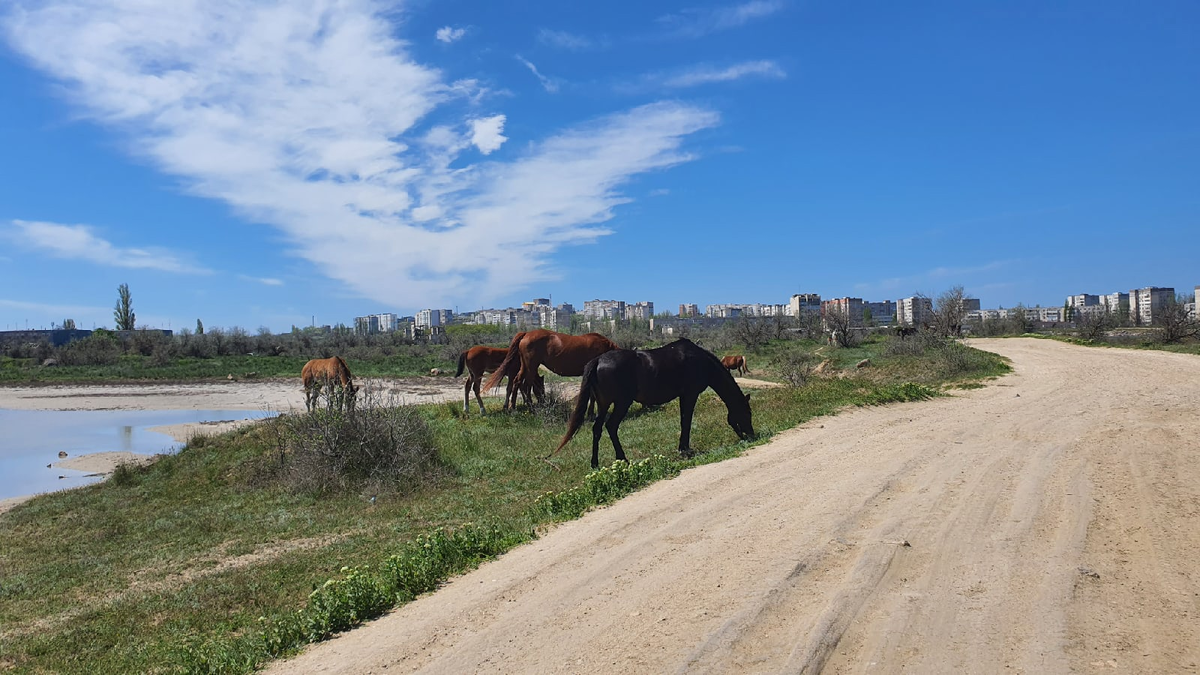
xmin=267 ymin=338 xmax=1200 ymax=674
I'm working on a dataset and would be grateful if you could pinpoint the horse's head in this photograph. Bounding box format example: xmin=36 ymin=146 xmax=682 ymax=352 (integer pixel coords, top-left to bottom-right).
xmin=346 ymin=381 xmax=359 ymax=410
xmin=727 ymin=392 xmax=755 ymax=440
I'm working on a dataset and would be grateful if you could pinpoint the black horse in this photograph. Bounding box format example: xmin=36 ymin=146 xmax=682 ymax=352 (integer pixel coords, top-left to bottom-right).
xmin=550 ymin=338 xmax=755 ymax=469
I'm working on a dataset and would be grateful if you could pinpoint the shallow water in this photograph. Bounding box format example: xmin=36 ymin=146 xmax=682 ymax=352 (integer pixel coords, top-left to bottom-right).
xmin=0 ymin=409 xmax=274 ymax=502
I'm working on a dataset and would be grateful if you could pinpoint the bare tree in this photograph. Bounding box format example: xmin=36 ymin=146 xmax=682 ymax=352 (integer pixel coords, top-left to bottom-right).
xmin=1075 ymin=308 xmax=1117 ymax=341
xmin=113 ymin=283 xmax=135 ymax=331
xmin=1154 ymin=294 xmax=1200 ymax=344
xmin=823 ymin=305 xmax=858 ymax=348
xmin=933 ymin=286 xmax=967 ymax=337
xmin=731 ymin=316 xmax=772 ymax=352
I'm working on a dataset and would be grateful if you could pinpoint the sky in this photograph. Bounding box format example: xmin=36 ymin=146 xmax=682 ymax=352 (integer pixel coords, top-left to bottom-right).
xmin=1 ymin=0 xmax=1197 ymax=332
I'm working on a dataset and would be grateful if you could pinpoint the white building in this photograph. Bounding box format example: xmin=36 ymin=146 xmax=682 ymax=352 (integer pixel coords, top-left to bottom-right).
xmin=789 ymin=294 xmax=821 ymax=317
xmin=583 ymin=299 xmax=625 ymax=320
xmin=416 ymin=309 xmax=453 ymax=328
xmin=624 ymin=301 xmax=655 ymax=322
xmin=1129 ymin=287 xmax=1173 ymax=326
xmin=897 ymin=296 xmax=934 ymax=327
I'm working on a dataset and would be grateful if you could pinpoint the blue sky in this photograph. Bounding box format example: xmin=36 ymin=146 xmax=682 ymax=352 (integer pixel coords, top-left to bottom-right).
xmin=1 ymin=0 xmax=1197 ymax=331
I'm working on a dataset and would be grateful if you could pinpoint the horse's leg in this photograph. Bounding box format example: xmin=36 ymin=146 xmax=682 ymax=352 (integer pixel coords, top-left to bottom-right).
xmin=591 ymin=402 xmax=611 ymax=470
xmin=677 ymin=393 xmax=699 ymax=458
xmin=474 ymin=372 xmax=487 ymax=415
xmin=463 ymin=374 xmax=472 ymax=415
xmin=605 ymin=399 xmax=633 ymax=465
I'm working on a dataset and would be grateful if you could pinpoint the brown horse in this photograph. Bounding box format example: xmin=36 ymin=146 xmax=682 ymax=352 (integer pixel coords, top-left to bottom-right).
xmin=721 ymin=354 xmax=749 ymax=376
xmin=301 ymin=356 xmax=358 ymax=411
xmin=482 ymin=330 xmax=619 ymax=411
xmin=455 ymin=343 xmax=545 ymax=416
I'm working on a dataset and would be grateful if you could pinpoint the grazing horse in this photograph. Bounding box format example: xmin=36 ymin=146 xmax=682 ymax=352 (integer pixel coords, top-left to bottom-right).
xmin=301 ymin=356 xmax=358 ymax=412
xmin=455 ymin=343 xmax=545 ymax=416
xmin=721 ymin=354 xmax=749 ymax=376
xmin=550 ymin=338 xmax=755 ymax=469
xmin=482 ymin=330 xmax=619 ymax=412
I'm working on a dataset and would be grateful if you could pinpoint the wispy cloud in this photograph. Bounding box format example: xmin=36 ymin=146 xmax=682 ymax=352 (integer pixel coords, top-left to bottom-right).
xmin=538 ymin=28 xmax=593 ymax=50
xmin=854 ymin=260 xmax=1017 ymax=296
xmin=0 ymin=298 xmax=108 ymax=316
xmin=1 ymin=2 xmax=718 ymax=309
xmin=516 ymin=55 xmax=560 ymax=93
xmin=435 ymin=26 xmax=465 ymax=43
xmin=658 ymin=0 xmax=784 ymax=38
xmin=7 ymin=220 xmax=210 ymax=274
xmin=662 ymin=60 xmax=785 ymax=88
xmin=239 ymin=275 xmax=284 ymax=286
xmin=618 ymin=60 xmax=785 ymax=93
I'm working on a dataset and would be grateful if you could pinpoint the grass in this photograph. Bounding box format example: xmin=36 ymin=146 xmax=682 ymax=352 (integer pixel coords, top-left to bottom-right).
xmin=0 ymin=338 xmax=1009 ymax=674
xmin=0 ymin=352 xmax=456 ymax=384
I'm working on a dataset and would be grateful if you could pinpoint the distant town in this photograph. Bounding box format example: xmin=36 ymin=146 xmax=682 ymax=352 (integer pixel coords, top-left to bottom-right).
xmin=351 ymin=285 xmax=1200 ymax=339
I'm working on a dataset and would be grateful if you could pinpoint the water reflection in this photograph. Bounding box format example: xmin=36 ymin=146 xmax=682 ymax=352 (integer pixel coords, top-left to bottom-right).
xmin=0 ymin=409 xmax=275 ymax=502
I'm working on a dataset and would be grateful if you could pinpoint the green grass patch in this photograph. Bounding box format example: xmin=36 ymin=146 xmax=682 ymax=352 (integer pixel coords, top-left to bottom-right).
xmin=0 ymin=341 xmax=1007 ymax=674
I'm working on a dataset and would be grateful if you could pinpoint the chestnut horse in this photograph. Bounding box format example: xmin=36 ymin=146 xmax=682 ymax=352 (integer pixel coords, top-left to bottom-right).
xmin=721 ymin=354 xmax=749 ymax=376
xmin=301 ymin=356 xmax=358 ymax=411
xmin=455 ymin=342 xmax=545 ymax=416
xmin=482 ymin=330 xmax=619 ymax=412
xmin=551 ymin=338 xmax=755 ymax=469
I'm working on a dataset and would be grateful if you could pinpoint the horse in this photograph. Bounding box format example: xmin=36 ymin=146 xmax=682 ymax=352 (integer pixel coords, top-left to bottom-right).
xmin=455 ymin=343 xmax=545 ymax=416
xmin=721 ymin=354 xmax=749 ymax=377
xmin=301 ymin=356 xmax=358 ymax=412
xmin=482 ymin=330 xmax=619 ymax=412
xmin=550 ymin=338 xmax=755 ymax=469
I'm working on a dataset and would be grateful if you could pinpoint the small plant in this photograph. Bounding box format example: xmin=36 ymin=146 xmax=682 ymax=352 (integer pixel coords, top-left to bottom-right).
xmin=773 ymin=350 xmax=820 ymax=387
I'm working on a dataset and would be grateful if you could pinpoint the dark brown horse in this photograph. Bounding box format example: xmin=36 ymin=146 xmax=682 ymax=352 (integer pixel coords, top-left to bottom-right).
xmin=455 ymin=342 xmax=545 ymax=416
xmin=482 ymin=330 xmax=619 ymax=411
xmin=721 ymin=354 xmax=749 ymax=376
xmin=301 ymin=356 xmax=357 ymax=411
xmin=551 ymin=338 xmax=755 ymax=469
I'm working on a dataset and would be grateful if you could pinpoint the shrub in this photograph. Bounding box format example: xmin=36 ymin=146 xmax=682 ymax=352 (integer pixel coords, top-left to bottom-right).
xmin=270 ymin=390 xmax=443 ymax=495
xmin=773 ymin=350 xmax=820 ymax=387
xmin=57 ymin=331 xmax=122 ymax=366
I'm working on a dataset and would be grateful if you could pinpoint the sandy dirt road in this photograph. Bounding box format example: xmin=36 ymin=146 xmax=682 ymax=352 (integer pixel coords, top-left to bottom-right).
xmin=268 ymin=338 xmax=1200 ymax=674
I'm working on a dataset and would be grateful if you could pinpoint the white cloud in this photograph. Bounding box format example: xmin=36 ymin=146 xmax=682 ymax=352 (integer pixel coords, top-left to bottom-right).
xmin=1 ymin=1 xmax=718 ymax=309
xmin=538 ymin=29 xmax=592 ymax=50
xmin=0 ymin=298 xmax=108 ymax=317
xmin=435 ymin=26 xmax=465 ymax=43
xmin=516 ymin=55 xmax=560 ymax=93
xmin=239 ymin=274 xmax=285 ymax=286
xmin=8 ymin=220 xmax=210 ymax=274
xmin=662 ymin=60 xmax=786 ymax=88
xmin=469 ymin=115 xmax=507 ymax=154
xmin=659 ymin=0 xmax=784 ymax=38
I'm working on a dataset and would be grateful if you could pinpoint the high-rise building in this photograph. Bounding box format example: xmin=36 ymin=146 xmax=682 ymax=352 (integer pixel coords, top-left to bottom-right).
xmin=897 ymin=296 xmax=934 ymax=327
xmin=1128 ymin=287 xmax=1173 ymax=326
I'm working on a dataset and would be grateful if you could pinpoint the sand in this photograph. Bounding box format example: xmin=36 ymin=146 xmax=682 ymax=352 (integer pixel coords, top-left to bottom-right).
xmin=264 ymin=338 xmax=1200 ymax=675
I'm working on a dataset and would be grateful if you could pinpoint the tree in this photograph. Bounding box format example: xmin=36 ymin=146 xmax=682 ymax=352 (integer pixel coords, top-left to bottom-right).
xmin=933 ymin=286 xmax=968 ymax=337
xmin=1075 ymin=308 xmax=1116 ymax=342
xmin=822 ymin=305 xmax=857 ymax=348
xmin=1154 ymin=294 xmax=1199 ymax=344
xmin=113 ymin=283 xmax=135 ymax=331
xmin=196 ymin=319 xmax=204 ymax=334
xmin=62 ymin=318 xmax=76 ymax=330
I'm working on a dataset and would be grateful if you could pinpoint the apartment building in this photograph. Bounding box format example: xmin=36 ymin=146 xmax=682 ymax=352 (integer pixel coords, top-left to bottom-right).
xmin=1066 ymin=294 xmax=1100 ymax=309
xmin=897 ymin=296 xmax=934 ymax=327
xmin=623 ymin=301 xmax=654 ymax=321
xmin=1128 ymin=287 xmax=1174 ymax=326
xmin=583 ymin=299 xmax=625 ymax=320
xmin=415 ymin=308 xmax=453 ymax=328
xmin=865 ymin=300 xmax=896 ymax=326
xmin=789 ymin=293 xmax=821 ymax=317
xmin=678 ymin=303 xmax=699 ymax=317
xmin=822 ymin=297 xmax=865 ymax=327
xmin=353 ymin=312 xmax=400 ymax=335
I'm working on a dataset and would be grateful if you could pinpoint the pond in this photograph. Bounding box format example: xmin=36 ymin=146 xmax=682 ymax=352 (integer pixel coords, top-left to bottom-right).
xmin=0 ymin=409 xmax=275 ymax=502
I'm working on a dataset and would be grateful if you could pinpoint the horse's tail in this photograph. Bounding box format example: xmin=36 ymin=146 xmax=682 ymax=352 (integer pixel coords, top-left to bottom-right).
xmin=481 ymin=334 xmax=522 ymax=392
xmin=455 ymin=350 xmax=467 ymax=378
xmin=550 ymin=359 xmax=597 ymax=458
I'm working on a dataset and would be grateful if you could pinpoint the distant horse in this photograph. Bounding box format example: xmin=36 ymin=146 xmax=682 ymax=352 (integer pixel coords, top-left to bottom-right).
xmin=301 ymin=356 xmax=358 ymax=412
xmin=482 ymin=330 xmax=619 ymax=412
xmin=722 ymin=354 xmax=749 ymax=376
xmin=455 ymin=343 xmax=545 ymax=416
xmin=550 ymin=338 xmax=755 ymax=469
